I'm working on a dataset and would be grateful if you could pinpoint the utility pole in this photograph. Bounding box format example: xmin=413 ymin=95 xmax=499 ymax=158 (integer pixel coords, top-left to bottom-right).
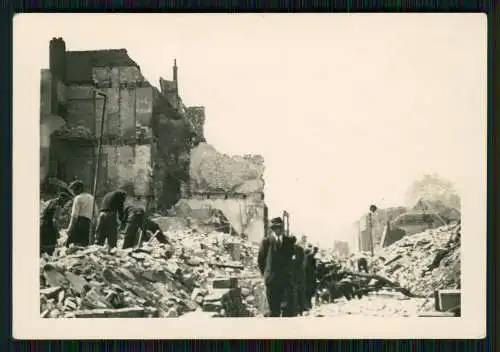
xmin=89 ymin=89 xmax=108 ymax=245
xmin=282 ymin=210 xmax=290 ymax=237
xmin=369 ymin=204 xmax=378 ymax=257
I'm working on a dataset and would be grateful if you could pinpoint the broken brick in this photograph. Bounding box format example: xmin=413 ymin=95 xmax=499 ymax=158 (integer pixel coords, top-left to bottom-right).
xmin=40 ymin=286 xmax=62 ymax=299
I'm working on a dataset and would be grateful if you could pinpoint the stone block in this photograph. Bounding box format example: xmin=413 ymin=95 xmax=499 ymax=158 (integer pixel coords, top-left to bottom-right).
xmin=202 ymin=301 xmax=222 ymax=313
xmin=40 ymin=286 xmax=62 ymax=299
xmin=203 ymin=288 xmax=231 ymax=302
xmin=212 ymin=277 xmax=238 ymax=289
xmin=65 ymin=272 xmax=88 ymax=293
xmin=74 ymin=307 xmax=146 ymax=318
xmin=141 ymin=270 xmax=167 ymax=283
xmin=437 ymin=289 xmax=460 ymax=312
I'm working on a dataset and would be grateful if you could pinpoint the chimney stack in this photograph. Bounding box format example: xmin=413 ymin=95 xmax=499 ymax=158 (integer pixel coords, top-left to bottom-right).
xmin=49 ymin=37 xmax=66 ymax=116
xmin=49 ymin=37 xmax=66 ymax=81
xmin=173 ymin=59 xmax=178 ymax=83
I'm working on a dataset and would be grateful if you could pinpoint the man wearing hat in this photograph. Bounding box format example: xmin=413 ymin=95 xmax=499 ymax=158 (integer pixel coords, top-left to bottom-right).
xmin=258 ymin=217 xmax=290 ymax=317
xmin=65 ymin=180 xmax=95 ymax=247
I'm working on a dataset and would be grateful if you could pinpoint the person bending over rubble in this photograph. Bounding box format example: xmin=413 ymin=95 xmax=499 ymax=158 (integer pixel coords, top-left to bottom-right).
xmin=65 ymin=180 xmax=95 ymax=247
xmin=258 ymin=217 xmax=289 ymax=317
xmin=121 ymin=205 xmax=170 ymax=249
xmin=95 ymin=189 xmax=127 ymax=249
xmin=40 ymin=192 xmax=71 ymax=256
xmin=357 ymin=256 xmax=369 ymax=273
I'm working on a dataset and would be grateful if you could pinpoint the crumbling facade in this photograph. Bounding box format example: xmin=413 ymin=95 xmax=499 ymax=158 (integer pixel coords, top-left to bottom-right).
xmin=40 ymin=38 xmax=155 ymax=204
xmin=40 ymin=38 xmax=200 ymax=211
xmin=40 ymin=38 xmax=266 ymax=242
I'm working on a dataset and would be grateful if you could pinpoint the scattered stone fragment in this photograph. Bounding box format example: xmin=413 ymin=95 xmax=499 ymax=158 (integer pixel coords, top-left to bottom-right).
xmin=40 ymin=286 xmax=62 ymax=299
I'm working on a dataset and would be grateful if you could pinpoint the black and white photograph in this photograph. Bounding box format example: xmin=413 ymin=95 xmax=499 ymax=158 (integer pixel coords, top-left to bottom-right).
xmin=13 ymin=13 xmax=486 ymax=339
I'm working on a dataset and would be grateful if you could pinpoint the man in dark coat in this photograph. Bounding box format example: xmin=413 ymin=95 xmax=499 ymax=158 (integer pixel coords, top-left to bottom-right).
xmin=40 ymin=192 xmax=71 ymax=256
xmin=304 ymin=246 xmax=319 ymax=310
xmin=258 ymin=217 xmax=289 ymax=317
xmin=121 ymin=205 xmax=170 ymax=249
xmin=282 ymin=235 xmax=299 ymax=317
xmin=95 ymin=190 xmax=127 ymax=249
xmin=293 ymin=241 xmax=307 ymax=315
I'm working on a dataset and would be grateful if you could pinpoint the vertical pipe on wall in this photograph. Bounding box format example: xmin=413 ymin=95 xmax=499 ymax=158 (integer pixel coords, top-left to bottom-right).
xmin=89 ymin=90 xmax=107 ymax=245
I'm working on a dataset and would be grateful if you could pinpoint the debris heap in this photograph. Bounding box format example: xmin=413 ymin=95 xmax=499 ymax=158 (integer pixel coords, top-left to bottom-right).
xmin=40 ymin=226 xmax=265 ymax=318
xmin=374 ymin=222 xmax=461 ymax=297
xmin=189 ymin=143 xmax=265 ymax=194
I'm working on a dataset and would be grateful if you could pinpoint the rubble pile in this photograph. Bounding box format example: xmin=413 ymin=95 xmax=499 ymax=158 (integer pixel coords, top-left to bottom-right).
xmin=189 ymin=143 xmax=265 ymax=194
xmin=52 ymin=124 xmax=94 ymax=140
xmin=40 ymin=226 xmax=265 ymax=319
xmin=375 ymin=222 xmax=461 ymax=297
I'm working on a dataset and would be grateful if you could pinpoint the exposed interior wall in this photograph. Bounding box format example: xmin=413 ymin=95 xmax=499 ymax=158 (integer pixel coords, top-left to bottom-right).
xmin=49 ymin=140 xmax=152 ymax=199
xmin=189 ymin=143 xmax=265 ymax=195
xmin=179 ymin=193 xmax=265 ymax=243
xmin=50 ymin=66 xmax=154 ymax=199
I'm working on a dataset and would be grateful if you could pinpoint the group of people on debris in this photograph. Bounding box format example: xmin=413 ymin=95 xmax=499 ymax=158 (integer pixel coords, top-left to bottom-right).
xmin=257 ymin=216 xmax=378 ymax=317
xmin=40 ymin=179 xmax=169 ymax=256
xmin=257 ymin=216 xmax=319 ymax=317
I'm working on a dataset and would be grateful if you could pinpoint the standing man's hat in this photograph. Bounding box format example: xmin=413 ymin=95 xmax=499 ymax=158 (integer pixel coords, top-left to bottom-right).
xmin=269 ymin=217 xmax=283 ymax=228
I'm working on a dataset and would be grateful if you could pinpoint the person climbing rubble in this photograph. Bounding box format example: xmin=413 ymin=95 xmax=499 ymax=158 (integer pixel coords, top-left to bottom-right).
xmin=95 ymin=189 xmax=128 ymax=249
xmin=121 ymin=205 xmax=171 ymax=249
xmin=65 ymin=180 xmax=95 ymax=247
xmin=40 ymin=192 xmax=71 ymax=256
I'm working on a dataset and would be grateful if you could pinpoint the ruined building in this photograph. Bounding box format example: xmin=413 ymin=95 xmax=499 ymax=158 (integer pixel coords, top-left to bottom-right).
xmin=40 ymin=38 xmax=266 ymax=243
xmin=40 ymin=38 xmax=198 ymax=210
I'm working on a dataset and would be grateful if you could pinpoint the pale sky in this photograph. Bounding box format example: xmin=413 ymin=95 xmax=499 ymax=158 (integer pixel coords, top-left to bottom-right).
xmin=17 ymin=13 xmax=486 ymax=247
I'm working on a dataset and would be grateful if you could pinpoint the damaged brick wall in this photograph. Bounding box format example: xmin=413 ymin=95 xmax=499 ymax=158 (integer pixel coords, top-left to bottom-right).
xmin=54 ymin=66 xmax=154 ymax=199
xmin=104 ymin=144 xmax=152 ymax=197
